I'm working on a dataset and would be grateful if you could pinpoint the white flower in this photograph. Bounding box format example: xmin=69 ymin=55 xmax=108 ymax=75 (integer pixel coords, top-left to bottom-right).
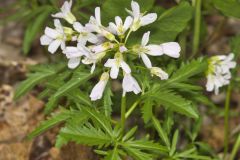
xmin=63 ymin=44 xmax=90 ymax=69
xmin=86 ymin=7 xmax=115 ymax=41
xmin=137 ymin=31 xmax=181 ymax=68
xmin=52 ymin=0 xmax=76 ymax=24
xmin=126 ymin=1 xmax=157 ymax=31
xmin=122 ymin=73 xmax=141 ymax=94
xmin=90 ymin=72 xmax=109 ymax=101
xmin=40 ymin=19 xmax=66 ymax=54
xmin=150 ymin=67 xmax=169 ymax=80
xmin=73 ymin=22 xmax=98 ymax=45
xmin=104 ymin=52 xmax=131 ymax=79
xmin=108 ymin=16 xmax=133 ymax=36
xmin=90 ymin=42 xmax=114 ymax=53
xmin=82 ymin=51 xmax=106 ymax=73
xmin=206 ymin=53 xmax=236 ymax=94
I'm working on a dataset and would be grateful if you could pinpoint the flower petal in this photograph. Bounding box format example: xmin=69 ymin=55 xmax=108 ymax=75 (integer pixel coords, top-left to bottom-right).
xmin=87 ymin=33 xmax=99 ymax=44
xmin=121 ymin=61 xmax=131 ymax=74
xmin=108 ymin=22 xmax=118 ymax=35
xmin=68 ymin=57 xmax=80 ymax=69
xmin=110 ymin=65 xmax=119 ymax=79
xmin=104 ymin=59 xmax=116 ymax=67
xmin=73 ymin=22 xmax=84 ymax=32
xmin=45 ymin=27 xmax=59 ymax=39
xmin=145 ymin=45 xmax=163 ymax=56
xmin=160 ymin=42 xmax=181 ymax=58
xmin=140 ymin=53 xmax=152 ymax=68
xmin=48 ymin=39 xmax=62 ymax=54
xmin=141 ymin=31 xmax=150 ymax=46
xmin=95 ymin=7 xmax=101 ymax=25
xmin=123 ymin=16 xmax=133 ymax=30
xmin=140 ymin=13 xmax=157 ymax=26
xmin=90 ymin=81 xmax=106 ymax=101
xmin=131 ymin=1 xmax=140 ymax=18
xmin=115 ymin=16 xmax=123 ymax=26
xmin=40 ymin=35 xmax=52 ymax=45
xmin=52 ymin=12 xmax=64 ymax=18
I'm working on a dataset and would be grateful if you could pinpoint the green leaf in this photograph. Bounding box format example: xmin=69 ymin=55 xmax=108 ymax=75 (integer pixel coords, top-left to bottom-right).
xmin=146 ymin=90 xmax=199 ymax=119
xmin=123 ymin=140 xmax=168 ymax=153
xmin=44 ymin=96 xmax=59 ymax=114
xmin=152 ymin=116 xmax=170 ymax=148
xmin=141 ymin=99 xmax=153 ymax=123
xmin=60 ymin=123 xmax=112 ymax=147
xmin=23 ymin=6 xmax=54 ymax=54
xmin=28 ymin=109 xmax=80 ymax=139
xmin=123 ymin=146 xmax=153 ymax=160
xmin=103 ymin=82 xmax=113 ymax=117
xmin=170 ymin=130 xmax=179 ymax=156
xmin=82 ymin=107 xmax=113 ymax=137
xmin=52 ymin=68 xmax=97 ymax=99
xmin=55 ymin=134 xmax=68 ymax=148
xmin=105 ymin=148 xmax=122 ymax=160
xmin=230 ymin=133 xmax=240 ymax=160
xmin=150 ymin=2 xmax=193 ymax=43
xmin=213 ymin=0 xmax=240 ymax=18
xmin=147 ymin=59 xmax=207 ymax=95
xmin=167 ymin=58 xmax=207 ymax=85
xmin=14 ymin=64 xmax=64 ymax=100
xmin=230 ymin=35 xmax=240 ymax=59
xmin=122 ymin=126 xmax=138 ymax=142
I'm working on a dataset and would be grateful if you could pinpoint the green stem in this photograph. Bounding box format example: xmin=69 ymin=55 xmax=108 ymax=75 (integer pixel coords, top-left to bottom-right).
xmin=124 ymin=29 xmax=132 ymax=44
xmin=192 ymin=0 xmax=201 ymax=58
xmin=178 ymin=29 xmax=187 ymax=60
xmin=230 ymin=133 xmax=240 ymax=160
xmin=125 ymin=99 xmax=140 ymax=118
xmin=223 ymin=85 xmax=232 ymax=158
xmin=121 ymin=94 xmax=127 ymax=135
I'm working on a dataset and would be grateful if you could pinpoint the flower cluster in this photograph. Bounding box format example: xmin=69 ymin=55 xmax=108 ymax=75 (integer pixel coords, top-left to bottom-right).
xmin=40 ymin=0 xmax=181 ymax=101
xmin=206 ymin=53 xmax=236 ymax=94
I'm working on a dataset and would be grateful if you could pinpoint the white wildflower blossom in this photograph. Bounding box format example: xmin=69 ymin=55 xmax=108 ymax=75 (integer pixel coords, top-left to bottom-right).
xmin=63 ymin=44 xmax=90 ymax=69
xmin=86 ymin=7 xmax=115 ymax=41
xmin=104 ymin=52 xmax=131 ymax=79
xmin=73 ymin=22 xmax=98 ymax=45
xmin=90 ymin=72 xmax=109 ymax=101
xmin=82 ymin=51 xmax=106 ymax=73
xmin=41 ymin=1 xmax=184 ymax=101
xmin=122 ymin=73 xmax=141 ymax=94
xmin=136 ymin=31 xmax=181 ymax=68
xmin=40 ymin=19 xmax=66 ymax=54
xmin=90 ymin=42 xmax=114 ymax=53
xmin=108 ymin=16 xmax=133 ymax=36
xmin=126 ymin=1 xmax=157 ymax=31
xmin=150 ymin=67 xmax=169 ymax=80
xmin=52 ymin=0 xmax=76 ymax=24
xmin=206 ymin=53 xmax=236 ymax=94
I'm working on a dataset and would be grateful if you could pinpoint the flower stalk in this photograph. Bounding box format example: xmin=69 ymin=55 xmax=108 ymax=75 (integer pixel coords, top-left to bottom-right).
xmin=121 ymin=93 xmax=127 ymax=135
xmin=192 ymin=0 xmax=201 ymax=58
xmin=224 ymin=84 xmax=232 ymax=158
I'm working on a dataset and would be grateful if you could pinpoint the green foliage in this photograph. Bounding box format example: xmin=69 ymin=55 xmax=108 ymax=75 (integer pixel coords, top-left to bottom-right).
xmin=150 ymin=2 xmax=193 ymax=43
xmin=23 ymin=6 xmax=54 ymax=54
xmin=213 ymin=0 xmax=240 ymax=18
xmin=103 ymin=82 xmax=113 ymax=117
xmin=60 ymin=123 xmax=113 ymax=147
xmin=14 ymin=63 xmax=65 ymax=100
xmin=28 ymin=108 xmax=85 ymax=139
xmin=152 ymin=117 xmax=170 ymax=148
